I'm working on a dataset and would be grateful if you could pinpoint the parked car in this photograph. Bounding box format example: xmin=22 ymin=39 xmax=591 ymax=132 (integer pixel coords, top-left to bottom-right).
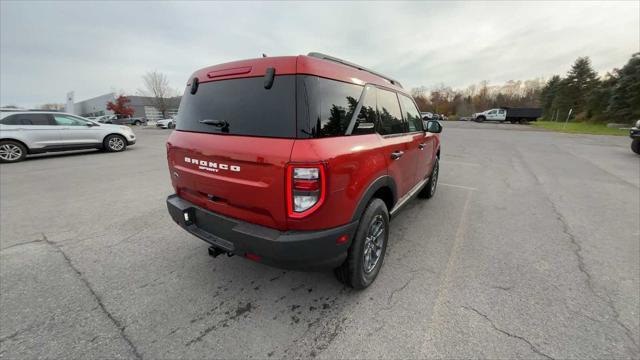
xmin=156 ymin=118 xmax=175 ymax=129
xmin=118 ymin=117 xmax=146 ymax=126
xmin=474 ymin=107 xmax=542 ymax=123
xmin=96 ymin=114 xmax=146 ymax=126
xmin=0 ymin=111 xmax=136 ymax=163
xmin=165 ymin=52 xmax=442 ymax=289
xmin=420 ymin=112 xmax=433 ymax=120
xmin=631 ymin=119 xmax=640 ymax=154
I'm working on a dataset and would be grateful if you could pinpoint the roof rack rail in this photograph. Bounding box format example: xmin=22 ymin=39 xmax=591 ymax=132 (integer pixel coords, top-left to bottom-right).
xmin=307 ymin=52 xmax=403 ymax=88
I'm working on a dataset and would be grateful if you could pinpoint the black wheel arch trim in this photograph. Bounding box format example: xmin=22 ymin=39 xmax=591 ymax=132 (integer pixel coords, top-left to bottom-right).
xmin=350 ymin=175 xmax=398 ymax=222
xmin=103 ymin=133 xmax=127 ymax=143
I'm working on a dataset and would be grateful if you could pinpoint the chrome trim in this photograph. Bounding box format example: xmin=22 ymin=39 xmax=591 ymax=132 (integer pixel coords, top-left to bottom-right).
xmin=390 ymin=177 xmax=428 ymax=216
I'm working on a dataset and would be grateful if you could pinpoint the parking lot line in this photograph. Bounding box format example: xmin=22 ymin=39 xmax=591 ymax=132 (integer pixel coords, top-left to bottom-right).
xmin=439 ymin=183 xmax=478 ymax=191
xmin=440 ymin=160 xmax=481 ymax=167
xmin=423 ymin=189 xmax=473 ymax=352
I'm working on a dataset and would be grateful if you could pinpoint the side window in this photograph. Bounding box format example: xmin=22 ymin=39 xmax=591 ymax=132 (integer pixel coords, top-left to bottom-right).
xmin=0 ymin=115 xmax=21 ymax=125
xmin=488 ymin=109 xmax=497 ymax=115
xmin=376 ymin=89 xmax=405 ymax=135
xmin=54 ymin=114 xmax=86 ymax=126
xmin=399 ymin=95 xmax=424 ymax=132
xmin=352 ymin=86 xmax=377 ymax=135
xmin=299 ymin=76 xmax=362 ymax=137
xmin=14 ymin=114 xmax=53 ymax=125
xmin=498 ymin=109 xmax=506 ymax=115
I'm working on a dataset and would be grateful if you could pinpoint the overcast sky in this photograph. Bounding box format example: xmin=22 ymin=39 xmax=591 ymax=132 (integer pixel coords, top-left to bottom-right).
xmin=1 ymin=1 xmax=638 ymax=107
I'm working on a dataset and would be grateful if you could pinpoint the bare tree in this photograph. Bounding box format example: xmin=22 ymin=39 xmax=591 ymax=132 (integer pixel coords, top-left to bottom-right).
xmin=138 ymin=71 xmax=177 ymax=118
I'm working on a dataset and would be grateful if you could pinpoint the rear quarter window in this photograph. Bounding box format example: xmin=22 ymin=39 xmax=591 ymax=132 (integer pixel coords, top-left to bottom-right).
xmin=297 ymin=76 xmax=363 ymax=138
xmin=176 ymin=75 xmax=296 ymax=138
xmin=0 ymin=114 xmax=53 ymax=125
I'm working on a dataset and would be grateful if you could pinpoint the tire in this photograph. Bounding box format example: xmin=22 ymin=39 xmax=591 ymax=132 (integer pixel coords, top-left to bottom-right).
xmin=476 ymin=116 xmax=485 ymax=123
xmin=169 ymin=122 xmax=175 ymax=129
xmin=334 ymin=198 xmax=389 ymax=289
xmin=510 ymin=120 xmax=518 ymax=124
xmin=418 ymin=158 xmax=439 ymax=199
xmin=632 ymin=139 xmax=640 ymax=155
xmin=0 ymin=140 xmax=27 ymax=163
xmin=104 ymin=134 xmax=127 ymax=152
xmin=133 ymin=120 xmax=141 ymax=126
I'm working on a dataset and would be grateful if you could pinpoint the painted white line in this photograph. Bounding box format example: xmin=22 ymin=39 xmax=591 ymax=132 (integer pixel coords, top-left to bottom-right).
xmin=440 ymin=160 xmax=481 ymax=167
xmin=440 ymin=182 xmax=478 ymax=191
xmin=422 ymin=189 xmax=473 ymax=353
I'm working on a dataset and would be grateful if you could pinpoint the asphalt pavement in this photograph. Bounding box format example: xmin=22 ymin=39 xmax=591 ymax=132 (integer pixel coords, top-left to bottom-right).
xmin=1 ymin=122 xmax=638 ymax=359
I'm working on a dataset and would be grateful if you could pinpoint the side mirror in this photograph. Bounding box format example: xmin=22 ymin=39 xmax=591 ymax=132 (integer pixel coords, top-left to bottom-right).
xmin=426 ymin=120 xmax=442 ymax=133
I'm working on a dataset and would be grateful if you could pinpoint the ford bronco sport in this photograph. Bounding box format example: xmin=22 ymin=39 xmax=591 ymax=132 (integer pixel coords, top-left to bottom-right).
xmin=166 ymin=53 xmax=442 ymax=289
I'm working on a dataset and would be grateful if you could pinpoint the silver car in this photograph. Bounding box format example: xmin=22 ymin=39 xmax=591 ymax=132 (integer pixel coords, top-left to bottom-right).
xmin=155 ymin=118 xmax=175 ymax=129
xmin=0 ymin=111 xmax=136 ymax=163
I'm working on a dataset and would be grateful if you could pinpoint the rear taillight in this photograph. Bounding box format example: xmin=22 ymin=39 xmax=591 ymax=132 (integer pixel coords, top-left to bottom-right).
xmin=286 ymin=164 xmax=325 ymax=218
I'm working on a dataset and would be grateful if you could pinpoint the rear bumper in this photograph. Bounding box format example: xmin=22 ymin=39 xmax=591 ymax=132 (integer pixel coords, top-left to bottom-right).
xmin=166 ymin=194 xmax=357 ymax=271
xmin=630 ymin=128 xmax=640 ymax=139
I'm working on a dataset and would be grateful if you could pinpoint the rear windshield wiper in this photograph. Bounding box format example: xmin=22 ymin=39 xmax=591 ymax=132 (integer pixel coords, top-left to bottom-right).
xmin=200 ymin=119 xmax=228 ymax=127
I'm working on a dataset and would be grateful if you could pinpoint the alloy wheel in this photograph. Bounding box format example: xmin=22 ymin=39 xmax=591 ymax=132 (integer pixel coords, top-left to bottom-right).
xmin=0 ymin=144 xmax=23 ymax=161
xmin=363 ymin=214 xmax=385 ymax=273
xmin=108 ymin=137 xmax=125 ymax=151
xmin=430 ymin=162 xmax=439 ymax=195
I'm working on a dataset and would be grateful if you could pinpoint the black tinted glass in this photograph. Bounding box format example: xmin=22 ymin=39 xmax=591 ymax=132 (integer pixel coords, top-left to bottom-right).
xmin=0 ymin=115 xmax=20 ymax=125
xmin=376 ymin=89 xmax=405 ymax=135
xmin=176 ymin=75 xmax=296 ymax=138
xmin=353 ymin=87 xmax=377 ymax=135
xmin=399 ymin=95 xmax=423 ymax=132
xmin=297 ymin=76 xmax=362 ymax=138
xmin=14 ymin=114 xmax=52 ymax=125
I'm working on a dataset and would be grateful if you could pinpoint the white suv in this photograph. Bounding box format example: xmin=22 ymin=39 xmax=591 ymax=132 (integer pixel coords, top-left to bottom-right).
xmin=0 ymin=111 xmax=136 ymax=163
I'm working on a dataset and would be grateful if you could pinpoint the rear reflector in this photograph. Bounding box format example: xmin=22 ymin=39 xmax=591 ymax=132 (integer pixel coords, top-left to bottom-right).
xmin=293 ymin=179 xmax=320 ymax=191
xmin=336 ymin=234 xmax=349 ymax=244
xmin=245 ymin=253 xmax=261 ymax=262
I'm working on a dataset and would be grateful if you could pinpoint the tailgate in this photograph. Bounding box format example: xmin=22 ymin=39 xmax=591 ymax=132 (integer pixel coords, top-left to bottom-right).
xmin=167 ymin=131 xmax=294 ymax=230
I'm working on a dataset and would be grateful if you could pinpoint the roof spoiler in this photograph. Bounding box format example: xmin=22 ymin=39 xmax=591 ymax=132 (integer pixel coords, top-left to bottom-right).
xmin=307 ymin=52 xmax=403 ymax=89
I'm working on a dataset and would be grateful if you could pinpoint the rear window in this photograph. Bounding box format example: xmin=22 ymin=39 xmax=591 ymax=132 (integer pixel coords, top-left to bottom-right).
xmin=176 ymin=75 xmax=296 ymax=138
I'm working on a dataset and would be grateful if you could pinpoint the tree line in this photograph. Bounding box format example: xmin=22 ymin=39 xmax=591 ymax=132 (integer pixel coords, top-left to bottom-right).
xmin=412 ymin=53 xmax=639 ymax=124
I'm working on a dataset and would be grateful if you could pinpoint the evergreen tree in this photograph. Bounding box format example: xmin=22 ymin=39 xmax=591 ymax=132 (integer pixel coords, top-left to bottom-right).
xmin=607 ymin=53 xmax=640 ymax=123
xmin=586 ymin=71 xmax=618 ymax=120
xmin=551 ymin=79 xmax=573 ymax=121
xmin=565 ymin=57 xmax=599 ymax=116
xmin=540 ymin=75 xmax=562 ymax=119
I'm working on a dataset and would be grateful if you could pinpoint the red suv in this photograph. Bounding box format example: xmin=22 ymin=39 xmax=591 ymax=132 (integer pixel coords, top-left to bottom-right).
xmin=166 ymin=53 xmax=442 ymax=289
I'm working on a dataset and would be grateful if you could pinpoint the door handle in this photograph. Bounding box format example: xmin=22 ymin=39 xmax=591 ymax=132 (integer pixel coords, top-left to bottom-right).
xmin=391 ymin=151 xmax=404 ymax=160
xmin=418 ymin=143 xmax=426 ymax=150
